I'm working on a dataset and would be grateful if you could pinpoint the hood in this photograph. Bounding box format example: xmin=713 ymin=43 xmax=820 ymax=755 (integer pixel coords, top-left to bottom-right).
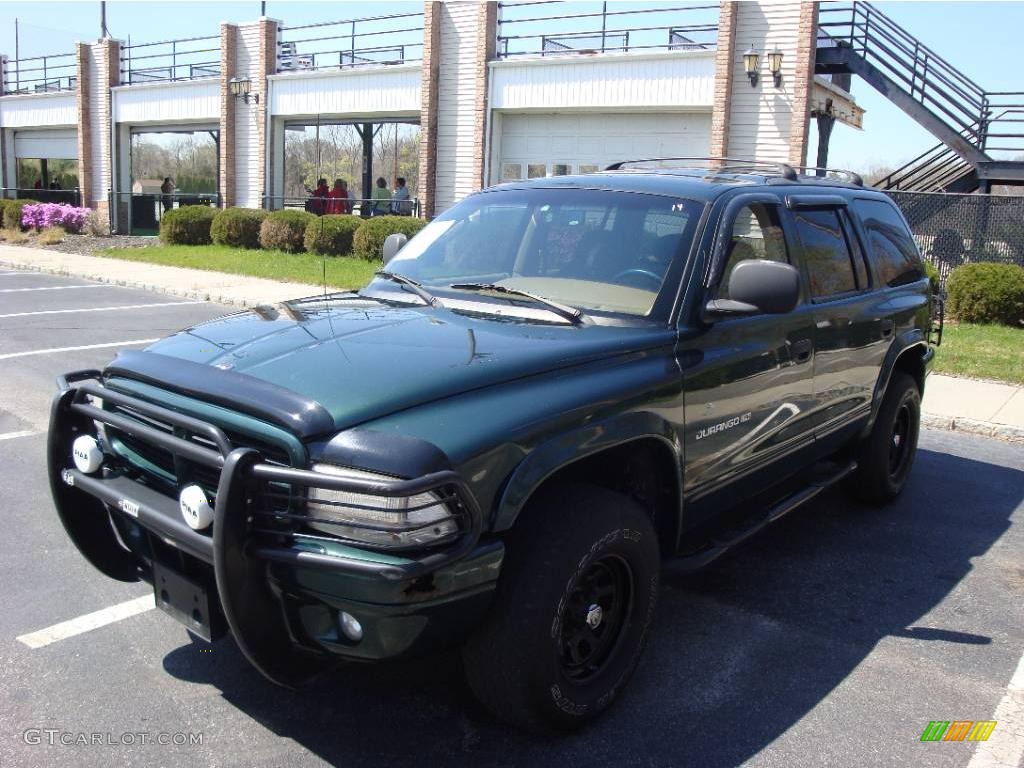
xmin=111 ymin=296 xmax=674 ymax=436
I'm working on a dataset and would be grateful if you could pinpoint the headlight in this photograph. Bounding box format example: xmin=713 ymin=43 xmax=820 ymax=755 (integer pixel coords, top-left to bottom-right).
xmin=305 ymin=464 xmax=459 ymax=549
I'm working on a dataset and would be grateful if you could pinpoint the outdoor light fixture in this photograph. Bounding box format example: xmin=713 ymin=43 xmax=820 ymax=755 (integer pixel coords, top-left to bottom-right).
xmin=229 ymin=76 xmax=258 ymax=104
xmin=768 ymin=47 xmax=784 ymax=87
xmin=743 ymin=45 xmax=760 ymax=87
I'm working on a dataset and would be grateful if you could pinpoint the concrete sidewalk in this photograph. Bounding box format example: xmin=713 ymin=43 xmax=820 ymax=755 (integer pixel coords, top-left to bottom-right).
xmin=2 ymin=243 xmax=1022 ymax=442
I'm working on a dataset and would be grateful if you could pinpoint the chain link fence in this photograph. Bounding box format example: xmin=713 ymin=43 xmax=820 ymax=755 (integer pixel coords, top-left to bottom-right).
xmin=887 ymin=191 xmax=1024 ymax=289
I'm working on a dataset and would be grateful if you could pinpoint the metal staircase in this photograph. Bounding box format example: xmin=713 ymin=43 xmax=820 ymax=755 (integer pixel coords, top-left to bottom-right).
xmin=816 ymin=2 xmax=1024 ymax=191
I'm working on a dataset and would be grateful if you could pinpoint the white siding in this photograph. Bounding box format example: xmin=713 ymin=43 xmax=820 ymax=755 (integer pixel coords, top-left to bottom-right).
xmin=87 ymin=43 xmax=112 ymax=205
xmin=495 ymin=113 xmax=711 ymax=184
xmin=726 ymin=2 xmax=805 ymax=162
xmin=269 ymin=66 xmax=421 ymax=118
xmin=234 ymin=22 xmax=263 ymax=208
xmin=0 ymin=92 xmax=77 ymax=128
xmin=490 ymin=51 xmax=715 ymax=111
xmin=113 ymin=80 xmax=219 ymax=124
xmin=14 ymin=128 xmax=78 ymax=159
xmin=433 ymin=2 xmax=480 ymax=213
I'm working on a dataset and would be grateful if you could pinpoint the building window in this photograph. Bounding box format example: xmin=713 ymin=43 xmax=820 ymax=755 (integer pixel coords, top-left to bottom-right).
xmin=578 ymin=164 xmax=599 ymax=174
xmin=501 ymin=163 xmax=523 ymax=182
xmin=551 ymin=163 xmax=571 ymax=176
xmin=527 ymin=164 xmax=546 ymax=179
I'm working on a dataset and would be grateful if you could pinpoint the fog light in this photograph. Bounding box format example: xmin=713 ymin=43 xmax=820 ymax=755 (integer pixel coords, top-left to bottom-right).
xmin=339 ymin=611 xmax=363 ymax=642
xmin=72 ymin=435 xmax=103 ymax=474
xmin=179 ymin=484 xmax=214 ymax=530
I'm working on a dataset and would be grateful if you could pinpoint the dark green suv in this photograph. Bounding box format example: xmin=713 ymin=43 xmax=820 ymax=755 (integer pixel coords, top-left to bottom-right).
xmin=49 ymin=161 xmax=936 ymax=731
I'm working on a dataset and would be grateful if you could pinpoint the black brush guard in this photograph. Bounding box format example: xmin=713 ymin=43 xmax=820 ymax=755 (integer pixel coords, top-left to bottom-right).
xmin=48 ymin=370 xmax=483 ymax=687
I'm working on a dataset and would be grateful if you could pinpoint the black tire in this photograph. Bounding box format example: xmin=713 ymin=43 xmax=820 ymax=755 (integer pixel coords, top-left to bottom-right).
xmin=462 ymin=483 xmax=660 ymax=732
xmin=848 ymin=372 xmax=921 ymax=504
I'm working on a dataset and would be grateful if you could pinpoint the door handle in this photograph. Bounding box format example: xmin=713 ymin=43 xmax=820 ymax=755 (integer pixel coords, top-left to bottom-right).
xmin=881 ymin=319 xmax=895 ymax=338
xmin=790 ymin=338 xmax=813 ymax=363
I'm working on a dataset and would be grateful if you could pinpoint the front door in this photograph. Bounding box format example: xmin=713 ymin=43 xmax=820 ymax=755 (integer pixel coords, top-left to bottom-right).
xmin=678 ymin=196 xmax=818 ymax=527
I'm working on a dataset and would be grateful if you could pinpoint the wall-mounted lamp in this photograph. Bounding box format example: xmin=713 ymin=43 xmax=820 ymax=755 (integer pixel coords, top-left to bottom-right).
xmin=768 ymin=47 xmax=784 ymax=87
xmin=743 ymin=45 xmax=760 ymax=87
xmin=229 ymin=76 xmax=258 ymax=104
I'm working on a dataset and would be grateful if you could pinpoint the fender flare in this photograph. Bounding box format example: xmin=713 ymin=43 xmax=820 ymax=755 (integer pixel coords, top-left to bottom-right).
xmin=491 ymin=410 xmax=682 ymax=534
xmin=863 ymin=329 xmax=929 ymax=436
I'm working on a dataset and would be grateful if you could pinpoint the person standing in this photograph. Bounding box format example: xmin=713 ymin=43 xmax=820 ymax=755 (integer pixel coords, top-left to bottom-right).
xmin=327 ymin=178 xmax=348 ymax=215
xmin=370 ymin=176 xmax=391 ymax=217
xmin=160 ymin=177 xmax=175 ymax=214
xmin=391 ymin=177 xmax=411 ymax=216
xmin=339 ymin=180 xmax=352 ymax=214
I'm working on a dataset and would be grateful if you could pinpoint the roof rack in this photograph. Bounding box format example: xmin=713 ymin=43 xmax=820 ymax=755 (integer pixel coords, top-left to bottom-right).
xmin=604 ymin=157 xmax=799 ymax=180
xmin=790 ymin=166 xmax=864 ymax=186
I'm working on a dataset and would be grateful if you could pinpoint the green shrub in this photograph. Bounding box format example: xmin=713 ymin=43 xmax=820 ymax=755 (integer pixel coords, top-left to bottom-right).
xmin=304 ymin=215 xmax=363 ymax=256
xmin=211 ymin=207 xmax=267 ymax=249
xmin=259 ymin=209 xmax=315 ymax=253
xmin=946 ymin=262 xmax=1024 ymax=326
xmin=352 ymin=216 xmax=428 ymax=261
xmin=924 ymin=261 xmax=941 ymax=295
xmin=2 ymin=199 xmax=36 ymax=230
xmin=159 ymin=205 xmax=217 ymax=245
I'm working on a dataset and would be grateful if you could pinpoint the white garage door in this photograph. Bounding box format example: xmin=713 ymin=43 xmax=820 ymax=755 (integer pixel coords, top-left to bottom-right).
xmin=496 ymin=112 xmax=711 ymax=183
xmin=14 ymin=128 xmax=78 ymax=159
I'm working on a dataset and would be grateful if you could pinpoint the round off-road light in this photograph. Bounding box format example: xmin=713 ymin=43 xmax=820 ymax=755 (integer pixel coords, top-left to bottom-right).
xmin=339 ymin=611 xmax=363 ymax=642
xmin=72 ymin=435 xmax=103 ymax=474
xmin=179 ymin=484 xmax=214 ymax=530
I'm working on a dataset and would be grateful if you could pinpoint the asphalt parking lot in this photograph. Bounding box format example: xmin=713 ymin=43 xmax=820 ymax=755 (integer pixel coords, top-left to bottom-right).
xmin=0 ymin=267 xmax=1021 ymax=768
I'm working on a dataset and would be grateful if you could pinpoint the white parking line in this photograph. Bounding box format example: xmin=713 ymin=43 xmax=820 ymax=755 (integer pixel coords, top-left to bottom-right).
xmin=967 ymin=651 xmax=1024 ymax=768
xmin=0 ymin=284 xmax=106 ymax=293
xmin=16 ymin=595 xmax=154 ymax=649
xmin=0 ymin=430 xmax=38 ymax=441
xmin=0 ymin=338 xmax=159 ymax=360
xmin=0 ymin=301 xmax=204 ymax=319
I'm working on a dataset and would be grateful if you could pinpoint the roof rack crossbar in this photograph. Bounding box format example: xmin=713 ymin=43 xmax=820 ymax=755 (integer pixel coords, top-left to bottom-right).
xmin=604 ymin=156 xmax=799 ymax=180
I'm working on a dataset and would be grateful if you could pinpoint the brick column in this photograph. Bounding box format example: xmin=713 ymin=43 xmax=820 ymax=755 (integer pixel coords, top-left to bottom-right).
xmin=74 ymin=38 xmax=119 ymax=216
xmin=75 ymin=43 xmax=92 ymax=208
xmin=95 ymin=38 xmax=119 ymax=222
xmin=709 ymin=1 xmax=737 ymax=159
xmin=472 ymin=1 xmax=498 ymax=189
xmin=219 ymin=24 xmax=238 ymax=208
xmin=418 ymin=1 xmax=441 ymax=219
xmin=788 ymin=1 xmax=819 ymax=166
xmin=255 ymin=18 xmax=277 ymax=208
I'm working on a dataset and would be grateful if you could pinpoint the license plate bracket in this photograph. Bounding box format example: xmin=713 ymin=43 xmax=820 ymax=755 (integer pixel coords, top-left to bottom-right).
xmin=152 ymin=561 xmax=226 ymax=641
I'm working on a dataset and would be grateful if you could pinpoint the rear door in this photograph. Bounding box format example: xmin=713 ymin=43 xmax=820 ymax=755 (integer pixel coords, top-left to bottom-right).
xmin=678 ymin=194 xmax=817 ymax=523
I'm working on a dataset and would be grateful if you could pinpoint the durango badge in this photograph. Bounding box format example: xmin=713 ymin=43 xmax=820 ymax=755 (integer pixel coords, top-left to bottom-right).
xmin=179 ymin=485 xmax=214 ymax=530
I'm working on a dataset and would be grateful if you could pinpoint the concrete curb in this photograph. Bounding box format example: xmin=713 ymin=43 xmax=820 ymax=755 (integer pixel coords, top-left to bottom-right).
xmin=0 ymin=257 xmax=319 ymax=309
xmin=921 ymin=413 xmax=1024 ymax=443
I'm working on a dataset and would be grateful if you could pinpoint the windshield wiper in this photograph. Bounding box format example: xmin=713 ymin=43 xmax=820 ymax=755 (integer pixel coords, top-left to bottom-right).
xmin=374 ymin=270 xmax=443 ymax=307
xmin=448 ymin=283 xmax=583 ymax=325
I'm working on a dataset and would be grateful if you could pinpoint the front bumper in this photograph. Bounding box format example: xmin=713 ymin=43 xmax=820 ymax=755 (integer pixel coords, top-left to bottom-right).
xmin=48 ymin=370 xmax=495 ymax=685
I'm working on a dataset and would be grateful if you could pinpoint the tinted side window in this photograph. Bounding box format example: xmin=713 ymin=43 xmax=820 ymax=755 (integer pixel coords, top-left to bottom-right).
xmin=853 ymin=199 xmax=925 ymax=287
xmin=793 ymin=208 xmax=857 ymax=298
xmin=718 ymin=203 xmax=788 ymax=301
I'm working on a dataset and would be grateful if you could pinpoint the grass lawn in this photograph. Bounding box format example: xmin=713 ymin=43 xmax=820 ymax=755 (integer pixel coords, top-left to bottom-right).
xmin=934 ymin=323 xmax=1024 ymax=384
xmin=98 ymin=244 xmax=379 ymax=291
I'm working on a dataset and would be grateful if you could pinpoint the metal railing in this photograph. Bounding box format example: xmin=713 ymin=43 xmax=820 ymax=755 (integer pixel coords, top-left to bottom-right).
xmin=818 ymin=3 xmax=1024 ymax=154
xmin=110 ymin=191 xmax=219 ymax=235
xmin=497 ymin=1 xmax=718 ymax=58
xmin=264 ymin=195 xmax=420 ymax=218
xmin=120 ymin=35 xmax=221 ymax=85
xmin=276 ymin=11 xmax=424 ymax=74
xmin=0 ymin=187 xmax=82 ymax=205
xmin=2 ymin=51 xmax=78 ymax=95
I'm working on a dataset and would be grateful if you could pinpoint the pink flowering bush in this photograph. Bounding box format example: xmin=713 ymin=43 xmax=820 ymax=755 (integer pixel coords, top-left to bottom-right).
xmin=21 ymin=203 xmax=91 ymax=234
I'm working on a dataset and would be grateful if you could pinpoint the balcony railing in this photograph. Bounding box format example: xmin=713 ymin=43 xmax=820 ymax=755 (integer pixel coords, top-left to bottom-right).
xmin=264 ymin=195 xmax=421 ymax=218
xmin=2 ymin=51 xmax=77 ymax=95
xmin=497 ymin=1 xmax=718 ymax=59
xmin=120 ymin=35 xmax=221 ymax=85
xmin=276 ymin=11 xmax=424 ymax=74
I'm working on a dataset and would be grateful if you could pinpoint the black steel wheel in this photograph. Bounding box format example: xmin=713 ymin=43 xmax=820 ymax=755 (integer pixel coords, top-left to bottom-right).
xmin=559 ymin=554 xmax=633 ymax=684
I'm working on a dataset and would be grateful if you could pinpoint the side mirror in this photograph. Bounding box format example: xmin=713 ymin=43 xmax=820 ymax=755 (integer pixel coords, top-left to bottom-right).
xmin=705 ymin=259 xmax=801 ymax=317
xmin=382 ymin=233 xmax=408 ymax=265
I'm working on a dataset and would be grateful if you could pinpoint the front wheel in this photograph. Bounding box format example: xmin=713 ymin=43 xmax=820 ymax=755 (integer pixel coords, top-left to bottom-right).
xmin=847 ymin=372 xmax=921 ymax=504
xmin=462 ymin=484 xmax=660 ymax=731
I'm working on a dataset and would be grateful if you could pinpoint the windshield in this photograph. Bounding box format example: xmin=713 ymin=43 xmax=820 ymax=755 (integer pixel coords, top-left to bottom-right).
xmin=386 ymin=188 xmax=702 ymax=317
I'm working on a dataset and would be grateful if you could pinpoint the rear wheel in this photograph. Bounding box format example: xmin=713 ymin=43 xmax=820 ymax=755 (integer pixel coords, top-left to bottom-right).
xmin=462 ymin=483 xmax=660 ymax=731
xmin=848 ymin=372 xmax=921 ymax=504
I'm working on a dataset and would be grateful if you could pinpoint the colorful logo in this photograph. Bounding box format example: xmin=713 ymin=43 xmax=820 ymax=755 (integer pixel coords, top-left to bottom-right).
xmin=920 ymin=721 xmax=997 ymax=742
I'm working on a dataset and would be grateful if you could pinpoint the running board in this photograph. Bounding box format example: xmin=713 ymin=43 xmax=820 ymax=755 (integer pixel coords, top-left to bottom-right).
xmin=668 ymin=460 xmax=858 ymax=572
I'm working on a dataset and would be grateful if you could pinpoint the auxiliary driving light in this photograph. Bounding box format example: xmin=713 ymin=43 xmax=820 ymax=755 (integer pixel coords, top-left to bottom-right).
xmin=339 ymin=611 xmax=363 ymax=642
xmin=72 ymin=435 xmax=103 ymax=474
xmin=179 ymin=484 xmax=214 ymax=530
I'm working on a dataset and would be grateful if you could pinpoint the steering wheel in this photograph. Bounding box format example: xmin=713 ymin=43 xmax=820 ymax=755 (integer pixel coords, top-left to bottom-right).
xmin=612 ymin=268 xmax=662 ymax=289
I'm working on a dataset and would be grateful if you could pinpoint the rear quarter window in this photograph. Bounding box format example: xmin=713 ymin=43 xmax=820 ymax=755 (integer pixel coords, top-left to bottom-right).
xmin=853 ymin=199 xmax=925 ymax=287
